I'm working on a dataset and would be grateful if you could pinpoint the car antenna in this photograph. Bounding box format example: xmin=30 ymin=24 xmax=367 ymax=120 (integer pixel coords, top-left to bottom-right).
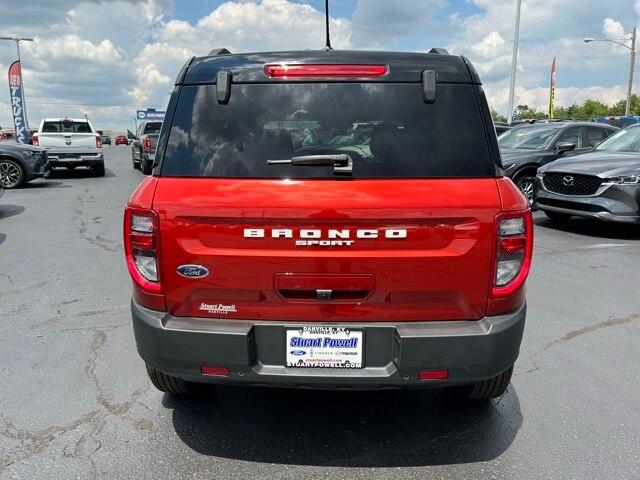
xmin=324 ymin=0 xmax=332 ymax=50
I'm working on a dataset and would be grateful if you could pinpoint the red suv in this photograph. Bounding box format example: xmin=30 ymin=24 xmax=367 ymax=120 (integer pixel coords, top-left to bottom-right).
xmin=124 ymin=49 xmax=532 ymax=400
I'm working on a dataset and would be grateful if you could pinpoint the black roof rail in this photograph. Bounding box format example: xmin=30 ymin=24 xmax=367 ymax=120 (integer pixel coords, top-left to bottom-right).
xmin=208 ymin=48 xmax=231 ymax=56
xmin=428 ymin=47 xmax=449 ymax=55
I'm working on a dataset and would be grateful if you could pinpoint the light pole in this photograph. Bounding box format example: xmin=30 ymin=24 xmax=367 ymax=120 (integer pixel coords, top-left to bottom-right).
xmin=584 ymin=26 xmax=636 ymax=116
xmin=506 ymin=0 xmax=522 ymax=125
xmin=0 ymin=36 xmax=34 ymax=130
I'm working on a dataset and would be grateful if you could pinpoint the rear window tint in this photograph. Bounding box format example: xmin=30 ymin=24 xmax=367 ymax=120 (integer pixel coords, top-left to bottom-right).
xmin=161 ymin=83 xmax=492 ymax=178
xmin=143 ymin=122 xmax=162 ymax=135
xmin=42 ymin=121 xmax=92 ymax=133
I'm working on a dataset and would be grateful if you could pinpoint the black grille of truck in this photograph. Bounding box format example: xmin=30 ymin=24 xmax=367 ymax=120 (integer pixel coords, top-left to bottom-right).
xmin=543 ymin=173 xmax=602 ymax=196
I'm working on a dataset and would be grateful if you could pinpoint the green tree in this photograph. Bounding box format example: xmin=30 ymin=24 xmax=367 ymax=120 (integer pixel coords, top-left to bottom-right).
xmin=491 ymin=108 xmax=507 ymax=123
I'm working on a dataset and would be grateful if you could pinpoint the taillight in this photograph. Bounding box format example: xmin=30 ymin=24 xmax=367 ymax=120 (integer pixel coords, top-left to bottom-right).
xmin=124 ymin=207 xmax=165 ymax=309
xmin=32 ymin=134 xmax=39 ymax=146
xmin=491 ymin=211 xmax=533 ymax=298
xmin=96 ymin=135 xmax=102 ymax=148
xmin=264 ymin=64 xmax=388 ymax=78
xmin=143 ymin=136 xmax=152 ymax=152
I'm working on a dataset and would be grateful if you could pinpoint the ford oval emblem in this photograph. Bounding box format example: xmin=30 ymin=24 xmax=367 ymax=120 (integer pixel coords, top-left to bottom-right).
xmin=177 ymin=264 xmax=209 ymax=278
xmin=290 ymin=350 xmax=306 ymax=356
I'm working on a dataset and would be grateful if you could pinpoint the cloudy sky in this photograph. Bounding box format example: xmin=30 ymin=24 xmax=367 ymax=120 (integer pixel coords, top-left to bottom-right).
xmin=0 ymin=0 xmax=638 ymax=131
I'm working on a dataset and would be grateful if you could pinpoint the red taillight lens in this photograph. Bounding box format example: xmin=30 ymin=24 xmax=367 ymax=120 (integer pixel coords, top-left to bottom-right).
xmin=143 ymin=137 xmax=152 ymax=152
xmin=491 ymin=211 xmax=533 ymax=298
xmin=124 ymin=208 xmax=164 ymax=307
xmin=96 ymin=135 xmax=102 ymax=148
xmin=419 ymin=370 xmax=449 ymax=381
xmin=32 ymin=134 xmax=39 ymax=146
xmin=201 ymin=366 xmax=230 ymax=377
xmin=264 ymin=64 xmax=388 ymax=78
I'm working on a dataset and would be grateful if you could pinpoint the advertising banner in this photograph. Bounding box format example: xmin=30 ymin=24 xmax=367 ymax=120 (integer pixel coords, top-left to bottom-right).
xmin=8 ymin=60 xmax=30 ymax=144
xmin=136 ymin=109 xmax=165 ymax=120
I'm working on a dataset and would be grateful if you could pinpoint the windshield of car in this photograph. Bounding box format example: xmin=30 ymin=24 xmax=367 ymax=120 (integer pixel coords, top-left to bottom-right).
xmin=143 ymin=122 xmax=162 ymax=135
xmin=42 ymin=120 xmax=92 ymax=133
xmin=595 ymin=127 xmax=640 ymax=152
xmin=497 ymin=126 xmax=558 ymax=150
xmin=161 ymin=82 xmax=493 ymax=178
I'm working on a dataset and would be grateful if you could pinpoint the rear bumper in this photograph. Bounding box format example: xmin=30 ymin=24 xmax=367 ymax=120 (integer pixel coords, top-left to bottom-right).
xmin=534 ymin=178 xmax=640 ymax=223
xmin=132 ymin=300 xmax=526 ymax=389
xmin=47 ymin=153 xmax=103 ymax=168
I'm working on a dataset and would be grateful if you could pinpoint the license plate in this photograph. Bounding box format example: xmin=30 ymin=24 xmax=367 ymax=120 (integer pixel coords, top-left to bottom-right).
xmin=286 ymin=326 xmax=363 ymax=369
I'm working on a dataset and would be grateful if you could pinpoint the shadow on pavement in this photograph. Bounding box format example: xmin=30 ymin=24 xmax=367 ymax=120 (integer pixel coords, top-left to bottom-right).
xmin=534 ymin=216 xmax=640 ymax=240
xmin=22 ymin=180 xmax=68 ymax=189
xmin=166 ymin=385 xmax=522 ymax=467
xmin=0 ymin=205 xmax=25 ymax=220
xmin=0 ymin=233 xmax=5 ymax=245
xmin=46 ymin=168 xmax=116 ymax=179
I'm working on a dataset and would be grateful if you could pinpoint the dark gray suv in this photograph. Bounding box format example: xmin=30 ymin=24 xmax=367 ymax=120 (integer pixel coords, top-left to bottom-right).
xmin=0 ymin=143 xmax=48 ymax=188
xmin=498 ymin=121 xmax=618 ymax=203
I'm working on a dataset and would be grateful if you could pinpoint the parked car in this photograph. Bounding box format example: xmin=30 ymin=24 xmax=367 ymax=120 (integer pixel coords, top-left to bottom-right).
xmin=101 ymin=135 xmax=111 ymax=145
xmin=32 ymin=118 xmax=104 ymax=176
xmin=0 ymin=142 xmax=48 ymax=188
xmin=131 ymin=121 xmax=162 ymax=174
xmin=595 ymin=115 xmax=640 ymax=129
xmin=534 ymin=124 xmax=640 ymax=223
xmin=498 ymin=121 xmax=618 ymax=203
xmin=125 ymin=48 xmax=533 ymax=400
xmin=115 ymin=135 xmax=128 ymax=145
xmin=494 ymin=123 xmax=511 ymax=135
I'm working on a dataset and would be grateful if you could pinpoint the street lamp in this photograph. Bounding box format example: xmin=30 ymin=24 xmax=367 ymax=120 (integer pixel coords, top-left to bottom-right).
xmin=0 ymin=36 xmax=34 ymax=130
xmin=506 ymin=0 xmax=522 ymax=125
xmin=584 ymin=27 xmax=636 ymax=116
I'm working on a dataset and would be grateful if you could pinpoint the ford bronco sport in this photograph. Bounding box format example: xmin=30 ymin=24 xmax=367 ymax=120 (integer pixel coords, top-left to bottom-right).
xmin=124 ymin=49 xmax=532 ymax=400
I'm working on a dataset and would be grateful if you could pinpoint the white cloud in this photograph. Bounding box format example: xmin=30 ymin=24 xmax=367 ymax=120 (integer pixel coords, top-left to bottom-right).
xmin=23 ymin=35 xmax=121 ymax=65
xmin=157 ymin=0 xmax=352 ymax=52
xmin=602 ymin=18 xmax=626 ymax=40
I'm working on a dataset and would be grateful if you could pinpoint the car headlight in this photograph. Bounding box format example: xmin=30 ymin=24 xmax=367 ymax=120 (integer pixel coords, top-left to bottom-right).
xmin=24 ymin=150 xmax=35 ymax=157
xmin=603 ymin=176 xmax=640 ymax=185
xmin=536 ymin=171 xmax=545 ymax=178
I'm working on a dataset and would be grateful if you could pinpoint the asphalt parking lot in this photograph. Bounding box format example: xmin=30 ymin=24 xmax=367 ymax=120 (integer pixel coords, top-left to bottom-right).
xmin=0 ymin=146 xmax=639 ymax=479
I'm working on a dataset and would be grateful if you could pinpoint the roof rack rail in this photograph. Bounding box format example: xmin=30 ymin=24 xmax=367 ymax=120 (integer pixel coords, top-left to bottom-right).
xmin=428 ymin=47 xmax=449 ymax=55
xmin=208 ymin=48 xmax=231 ymax=56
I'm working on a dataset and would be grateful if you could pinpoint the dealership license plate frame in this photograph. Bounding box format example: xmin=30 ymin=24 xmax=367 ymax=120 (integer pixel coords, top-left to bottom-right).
xmin=285 ymin=326 xmax=364 ymax=369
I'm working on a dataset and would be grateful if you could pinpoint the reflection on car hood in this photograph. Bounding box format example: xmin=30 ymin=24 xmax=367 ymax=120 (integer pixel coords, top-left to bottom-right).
xmin=540 ymin=151 xmax=640 ymax=177
xmin=499 ymin=148 xmax=545 ymax=168
xmin=0 ymin=142 xmax=46 ymax=154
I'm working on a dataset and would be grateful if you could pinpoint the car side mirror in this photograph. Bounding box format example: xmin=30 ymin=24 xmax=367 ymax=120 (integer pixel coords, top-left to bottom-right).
xmin=555 ymin=142 xmax=576 ymax=155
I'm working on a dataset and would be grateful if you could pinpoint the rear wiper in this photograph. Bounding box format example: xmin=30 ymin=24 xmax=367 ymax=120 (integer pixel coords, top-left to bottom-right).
xmin=267 ymin=154 xmax=352 ymax=176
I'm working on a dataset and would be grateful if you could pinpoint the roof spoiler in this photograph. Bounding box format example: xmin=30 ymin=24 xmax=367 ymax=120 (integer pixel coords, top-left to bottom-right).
xmin=208 ymin=48 xmax=231 ymax=56
xmin=428 ymin=47 xmax=449 ymax=55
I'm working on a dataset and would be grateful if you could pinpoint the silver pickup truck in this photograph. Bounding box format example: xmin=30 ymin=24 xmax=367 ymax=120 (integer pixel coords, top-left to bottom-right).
xmin=131 ymin=121 xmax=162 ymax=174
xmin=33 ymin=118 xmax=104 ymax=176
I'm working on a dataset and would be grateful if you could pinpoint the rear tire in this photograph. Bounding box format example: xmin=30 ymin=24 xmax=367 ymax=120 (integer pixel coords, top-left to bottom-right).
xmin=141 ymin=160 xmax=152 ymax=175
xmin=91 ymin=162 xmax=105 ymax=177
xmin=544 ymin=210 xmax=571 ymax=222
xmin=146 ymin=364 xmax=190 ymax=394
xmin=467 ymin=366 xmax=513 ymax=400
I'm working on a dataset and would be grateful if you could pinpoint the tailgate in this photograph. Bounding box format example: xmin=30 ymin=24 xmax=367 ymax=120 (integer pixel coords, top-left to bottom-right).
xmin=38 ymin=133 xmax=97 ymax=153
xmin=154 ymin=178 xmax=501 ymax=321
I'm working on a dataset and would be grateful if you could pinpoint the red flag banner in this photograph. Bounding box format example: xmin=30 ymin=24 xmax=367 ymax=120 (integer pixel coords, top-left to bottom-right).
xmin=8 ymin=60 xmax=30 ymax=144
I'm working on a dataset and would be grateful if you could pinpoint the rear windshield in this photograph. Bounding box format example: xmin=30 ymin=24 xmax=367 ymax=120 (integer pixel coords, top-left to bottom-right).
xmin=161 ymin=83 xmax=493 ymax=178
xmin=143 ymin=122 xmax=162 ymax=135
xmin=42 ymin=121 xmax=92 ymax=133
